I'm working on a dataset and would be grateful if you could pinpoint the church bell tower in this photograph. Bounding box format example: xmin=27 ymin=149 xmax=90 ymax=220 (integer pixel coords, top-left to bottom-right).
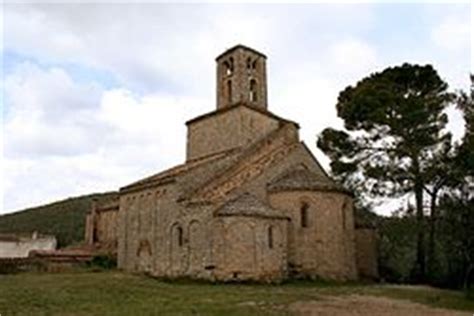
xmin=215 ymin=45 xmax=268 ymax=111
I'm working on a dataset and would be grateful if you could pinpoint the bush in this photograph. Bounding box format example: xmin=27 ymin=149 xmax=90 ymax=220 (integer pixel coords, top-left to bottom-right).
xmin=0 ymin=258 xmax=45 ymax=274
xmin=89 ymin=254 xmax=117 ymax=270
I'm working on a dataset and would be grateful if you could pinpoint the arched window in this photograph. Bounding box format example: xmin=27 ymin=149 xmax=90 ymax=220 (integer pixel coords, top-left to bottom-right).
xmin=247 ymin=58 xmax=257 ymax=70
xmin=224 ymin=58 xmax=234 ymax=76
xmin=301 ymin=202 xmax=309 ymax=228
xmin=268 ymin=226 xmax=274 ymax=249
xmin=227 ymin=80 xmax=232 ymax=103
xmin=249 ymin=79 xmax=258 ymax=102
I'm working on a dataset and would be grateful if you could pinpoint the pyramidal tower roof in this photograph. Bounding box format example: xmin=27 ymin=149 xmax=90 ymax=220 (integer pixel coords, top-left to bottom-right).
xmin=215 ymin=44 xmax=267 ymax=61
xmin=268 ymin=165 xmax=350 ymax=194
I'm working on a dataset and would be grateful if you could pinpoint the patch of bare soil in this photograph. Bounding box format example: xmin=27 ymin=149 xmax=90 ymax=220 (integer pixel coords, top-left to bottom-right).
xmin=289 ymin=295 xmax=470 ymax=316
xmin=382 ymin=284 xmax=442 ymax=292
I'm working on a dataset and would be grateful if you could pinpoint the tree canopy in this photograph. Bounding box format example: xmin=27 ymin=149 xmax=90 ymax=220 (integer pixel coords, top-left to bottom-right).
xmin=318 ymin=63 xmax=454 ymax=281
xmin=438 ymin=76 xmax=474 ymax=291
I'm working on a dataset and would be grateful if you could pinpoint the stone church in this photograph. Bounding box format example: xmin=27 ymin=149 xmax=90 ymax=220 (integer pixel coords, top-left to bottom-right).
xmin=85 ymin=45 xmax=378 ymax=282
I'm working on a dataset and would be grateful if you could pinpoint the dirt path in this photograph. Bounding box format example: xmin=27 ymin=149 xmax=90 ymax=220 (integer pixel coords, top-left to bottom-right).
xmin=289 ymin=295 xmax=471 ymax=316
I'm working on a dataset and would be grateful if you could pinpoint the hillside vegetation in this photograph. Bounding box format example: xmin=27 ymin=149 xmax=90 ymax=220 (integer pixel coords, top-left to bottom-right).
xmin=0 ymin=192 xmax=117 ymax=247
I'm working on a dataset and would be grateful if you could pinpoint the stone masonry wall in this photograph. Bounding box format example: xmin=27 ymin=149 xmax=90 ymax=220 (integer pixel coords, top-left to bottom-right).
xmin=205 ymin=142 xmax=327 ymax=206
xmin=159 ymin=202 xmax=214 ymax=279
xmin=216 ymin=46 xmax=267 ymax=111
xmin=95 ymin=210 xmax=118 ymax=249
xmin=118 ymin=184 xmax=215 ymax=279
xmin=117 ymin=178 xmax=291 ymax=282
xmin=117 ymin=139 xmax=358 ymax=282
xmin=268 ymin=191 xmax=357 ymax=281
xmin=188 ymin=122 xmax=301 ymax=204
xmin=118 ymin=184 xmax=171 ymax=273
xmin=212 ymin=216 xmax=287 ymax=282
xmin=186 ymin=106 xmax=280 ymax=161
xmin=85 ymin=213 xmax=93 ymax=245
xmin=355 ymin=228 xmax=378 ymax=280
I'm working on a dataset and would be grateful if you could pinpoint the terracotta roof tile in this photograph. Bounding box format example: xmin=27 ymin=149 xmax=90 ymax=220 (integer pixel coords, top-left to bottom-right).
xmin=120 ymin=148 xmax=240 ymax=192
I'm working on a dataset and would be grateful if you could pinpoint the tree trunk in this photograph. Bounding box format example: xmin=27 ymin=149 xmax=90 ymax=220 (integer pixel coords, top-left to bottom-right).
xmin=463 ymin=263 xmax=472 ymax=296
xmin=413 ymin=158 xmax=426 ymax=282
xmin=427 ymin=189 xmax=438 ymax=281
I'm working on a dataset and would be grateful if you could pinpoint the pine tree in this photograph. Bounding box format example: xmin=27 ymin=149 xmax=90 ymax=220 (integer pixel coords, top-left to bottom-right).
xmin=318 ymin=64 xmax=453 ymax=281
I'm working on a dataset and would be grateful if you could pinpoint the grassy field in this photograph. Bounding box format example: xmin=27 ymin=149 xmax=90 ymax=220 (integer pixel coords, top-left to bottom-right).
xmin=0 ymin=271 xmax=472 ymax=316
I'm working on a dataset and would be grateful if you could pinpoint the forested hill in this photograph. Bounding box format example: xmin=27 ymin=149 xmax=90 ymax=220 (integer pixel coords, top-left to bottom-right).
xmin=0 ymin=192 xmax=117 ymax=247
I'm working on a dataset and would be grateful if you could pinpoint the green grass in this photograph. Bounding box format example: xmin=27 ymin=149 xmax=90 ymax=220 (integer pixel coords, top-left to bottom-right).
xmin=0 ymin=271 xmax=472 ymax=316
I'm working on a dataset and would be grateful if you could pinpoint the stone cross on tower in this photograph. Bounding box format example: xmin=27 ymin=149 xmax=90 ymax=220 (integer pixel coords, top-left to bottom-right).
xmin=215 ymin=44 xmax=268 ymax=111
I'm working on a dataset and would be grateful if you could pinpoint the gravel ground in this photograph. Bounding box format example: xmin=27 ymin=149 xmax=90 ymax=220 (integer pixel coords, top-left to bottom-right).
xmin=289 ymin=295 xmax=471 ymax=316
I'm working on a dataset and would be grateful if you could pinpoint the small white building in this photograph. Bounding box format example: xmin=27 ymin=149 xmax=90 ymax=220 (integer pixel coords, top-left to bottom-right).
xmin=0 ymin=232 xmax=57 ymax=258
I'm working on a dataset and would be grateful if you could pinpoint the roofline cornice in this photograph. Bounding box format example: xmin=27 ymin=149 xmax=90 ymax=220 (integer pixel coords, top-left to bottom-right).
xmin=215 ymin=44 xmax=267 ymax=61
xmin=185 ymin=102 xmax=299 ymax=128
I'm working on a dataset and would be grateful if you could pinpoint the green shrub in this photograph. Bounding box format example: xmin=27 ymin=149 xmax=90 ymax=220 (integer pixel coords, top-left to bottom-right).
xmin=466 ymin=288 xmax=474 ymax=300
xmin=0 ymin=258 xmax=45 ymax=274
xmin=90 ymin=254 xmax=117 ymax=270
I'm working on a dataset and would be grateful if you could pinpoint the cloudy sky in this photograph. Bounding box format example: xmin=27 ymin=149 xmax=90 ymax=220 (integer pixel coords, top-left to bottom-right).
xmin=2 ymin=2 xmax=472 ymax=215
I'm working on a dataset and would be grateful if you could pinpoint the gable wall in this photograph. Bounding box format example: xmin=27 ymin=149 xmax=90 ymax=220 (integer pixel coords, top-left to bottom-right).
xmin=186 ymin=106 xmax=280 ymax=161
xmin=178 ymin=152 xmax=242 ymax=199
xmin=219 ymin=142 xmax=329 ymax=204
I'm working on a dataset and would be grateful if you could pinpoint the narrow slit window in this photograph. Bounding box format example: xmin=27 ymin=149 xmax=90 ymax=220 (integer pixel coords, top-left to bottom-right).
xmin=177 ymin=227 xmax=183 ymax=247
xmin=301 ymin=202 xmax=309 ymax=228
xmin=92 ymin=227 xmax=98 ymax=243
xmin=268 ymin=226 xmax=274 ymax=249
xmin=249 ymin=79 xmax=258 ymax=102
xmin=227 ymin=80 xmax=232 ymax=103
xmin=342 ymin=201 xmax=347 ymax=230
xmin=229 ymin=57 xmax=234 ymax=72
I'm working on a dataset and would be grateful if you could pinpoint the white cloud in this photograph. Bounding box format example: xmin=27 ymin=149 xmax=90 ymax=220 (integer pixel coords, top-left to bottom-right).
xmin=327 ymin=38 xmax=379 ymax=82
xmin=431 ymin=15 xmax=470 ymax=53
xmin=4 ymin=4 xmax=376 ymax=95
xmin=4 ymin=62 xmax=103 ymax=158
xmin=271 ymin=37 xmax=380 ymax=168
xmin=2 ymin=3 xmax=470 ymax=216
xmin=2 ymin=62 xmax=209 ymax=212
